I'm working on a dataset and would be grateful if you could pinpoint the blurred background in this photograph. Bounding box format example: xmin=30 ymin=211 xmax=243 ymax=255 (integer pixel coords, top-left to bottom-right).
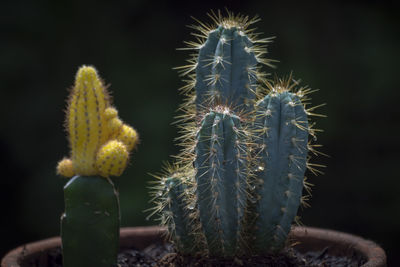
xmin=1 ymin=0 xmax=399 ymax=265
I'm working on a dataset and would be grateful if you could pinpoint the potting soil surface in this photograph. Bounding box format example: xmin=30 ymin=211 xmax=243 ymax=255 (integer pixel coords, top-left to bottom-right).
xmin=28 ymin=242 xmax=366 ymax=266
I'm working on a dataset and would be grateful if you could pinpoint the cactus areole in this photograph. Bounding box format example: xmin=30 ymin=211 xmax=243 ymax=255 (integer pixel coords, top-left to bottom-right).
xmin=151 ymin=10 xmax=324 ymax=258
xmin=57 ymin=66 xmax=138 ymax=267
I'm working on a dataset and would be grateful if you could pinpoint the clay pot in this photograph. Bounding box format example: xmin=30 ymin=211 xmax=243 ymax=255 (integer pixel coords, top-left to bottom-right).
xmin=1 ymin=226 xmax=386 ymax=267
xmin=290 ymin=227 xmax=386 ymax=267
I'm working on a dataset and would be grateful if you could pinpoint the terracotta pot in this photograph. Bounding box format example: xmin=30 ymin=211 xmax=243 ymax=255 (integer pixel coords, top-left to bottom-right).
xmin=1 ymin=226 xmax=386 ymax=267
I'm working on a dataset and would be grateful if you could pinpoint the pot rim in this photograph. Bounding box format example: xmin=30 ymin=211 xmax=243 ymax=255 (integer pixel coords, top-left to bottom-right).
xmin=1 ymin=226 xmax=386 ymax=267
xmin=289 ymin=226 xmax=386 ymax=267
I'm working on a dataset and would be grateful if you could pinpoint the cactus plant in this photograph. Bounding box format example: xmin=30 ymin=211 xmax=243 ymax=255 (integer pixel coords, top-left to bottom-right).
xmin=57 ymin=66 xmax=138 ymax=267
xmin=151 ymin=10 xmax=324 ymax=259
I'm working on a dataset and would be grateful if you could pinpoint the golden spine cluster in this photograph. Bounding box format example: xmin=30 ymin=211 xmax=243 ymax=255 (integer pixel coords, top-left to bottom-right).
xmin=57 ymin=66 xmax=138 ymax=178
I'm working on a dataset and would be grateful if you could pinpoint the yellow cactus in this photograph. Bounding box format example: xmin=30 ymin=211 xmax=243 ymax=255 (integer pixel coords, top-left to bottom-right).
xmin=56 ymin=158 xmax=75 ymax=177
xmin=108 ymin=117 xmax=124 ymax=135
xmin=114 ymin=124 xmax=139 ymax=151
xmin=96 ymin=140 xmax=129 ymax=177
xmin=104 ymin=107 xmax=118 ymax=119
xmin=58 ymin=65 xmax=138 ymax=178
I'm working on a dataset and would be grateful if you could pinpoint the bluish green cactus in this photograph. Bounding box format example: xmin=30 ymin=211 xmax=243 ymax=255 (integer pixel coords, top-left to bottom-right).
xmin=163 ymin=173 xmax=197 ymax=254
xmin=251 ymin=85 xmax=309 ymax=253
xmin=195 ymin=28 xmax=257 ymax=112
xmin=194 ymin=109 xmax=249 ymax=256
xmin=188 ymin=13 xmax=273 ymax=113
xmin=152 ymin=10 xmax=323 ymax=258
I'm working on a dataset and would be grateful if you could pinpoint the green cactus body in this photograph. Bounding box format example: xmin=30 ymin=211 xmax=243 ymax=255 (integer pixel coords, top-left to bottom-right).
xmin=252 ymin=91 xmax=308 ymax=252
xmin=163 ymin=175 xmax=197 ymax=254
xmin=61 ymin=176 xmax=119 ymax=267
xmin=153 ymin=12 xmax=323 ymax=259
xmin=195 ymin=25 xmax=258 ymax=112
xmin=195 ymin=110 xmax=248 ymax=257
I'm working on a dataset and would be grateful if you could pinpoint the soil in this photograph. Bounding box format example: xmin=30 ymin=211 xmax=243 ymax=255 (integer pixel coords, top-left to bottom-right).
xmin=26 ymin=243 xmax=366 ymax=267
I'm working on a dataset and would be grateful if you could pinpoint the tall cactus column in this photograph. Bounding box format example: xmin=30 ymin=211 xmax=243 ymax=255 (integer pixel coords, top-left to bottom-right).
xmin=57 ymin=66 xmax=138 ymax=267
xmin=195 ymin=109 xmax=248 ymax=257
xmin=252 ymin=88 xmax=309 ymax=253
xmin=190 ymin=14 xmax=267 ymax=257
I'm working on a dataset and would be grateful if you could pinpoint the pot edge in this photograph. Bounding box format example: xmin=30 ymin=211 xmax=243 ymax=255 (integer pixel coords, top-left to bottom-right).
xmin=1 ymin=226 xmax=386 ymax=267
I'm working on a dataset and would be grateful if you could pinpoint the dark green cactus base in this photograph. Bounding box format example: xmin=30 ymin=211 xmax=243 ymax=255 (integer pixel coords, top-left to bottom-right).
xmin=61 ymin=175 xmax=120 ymax=267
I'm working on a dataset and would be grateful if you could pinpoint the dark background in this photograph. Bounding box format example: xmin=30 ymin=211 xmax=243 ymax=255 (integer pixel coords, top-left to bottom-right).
xmin=1 ymin=0 xmax=399 ymax=265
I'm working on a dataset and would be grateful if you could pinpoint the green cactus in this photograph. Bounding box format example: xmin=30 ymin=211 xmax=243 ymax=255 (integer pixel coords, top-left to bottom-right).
xmin=194 ymin=28 xmax=257 ymax=112
xmin=61 ymin=176 xmax=119 ymax=267
xmin=151 ymin=11 xmax=323 ymax=258
xmin=251 ymin=86 xmax=310 ymax=253
xmin=162 ymin=173 xmax=197 ymax=254
xmin=194 ymin=109 xmax=249 ymax=256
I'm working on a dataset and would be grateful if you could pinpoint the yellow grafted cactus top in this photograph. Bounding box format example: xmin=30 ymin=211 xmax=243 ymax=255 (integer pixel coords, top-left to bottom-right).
xmin=56 ymin=65 xmax=138 ymax=178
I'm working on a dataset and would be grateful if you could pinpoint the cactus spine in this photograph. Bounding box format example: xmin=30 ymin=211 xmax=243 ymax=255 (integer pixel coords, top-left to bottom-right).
xmin=151 ymin=11 xmax=324 ymax=258
xmin=57 ymin=66 xmax=138 ymax=267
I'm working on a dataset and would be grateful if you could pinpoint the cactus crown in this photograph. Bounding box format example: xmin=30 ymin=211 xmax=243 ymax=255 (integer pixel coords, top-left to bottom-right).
xmin=57 ymin=66 xmax=139 ymax=178
xmin=150 ymin=11 xmax=325 ymax=258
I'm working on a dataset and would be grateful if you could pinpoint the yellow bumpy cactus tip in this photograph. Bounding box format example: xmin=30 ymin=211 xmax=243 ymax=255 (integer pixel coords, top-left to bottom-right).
xmin=114 ymin=124 xmax=138 ymax=151
xmin=96 ymin=140 xmax=129 ymax=177
xmin=57 ymin=158 xmax=75 ymax=177
xmin=57 ymin=65 xmax=139 ymax=178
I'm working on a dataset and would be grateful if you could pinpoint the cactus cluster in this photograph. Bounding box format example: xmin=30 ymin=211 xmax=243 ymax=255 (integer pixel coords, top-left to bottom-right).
xmin=151 ymin=11 xmax=324 ymax=258
xmin=57 ymin=66 xmax=138 ymax=267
